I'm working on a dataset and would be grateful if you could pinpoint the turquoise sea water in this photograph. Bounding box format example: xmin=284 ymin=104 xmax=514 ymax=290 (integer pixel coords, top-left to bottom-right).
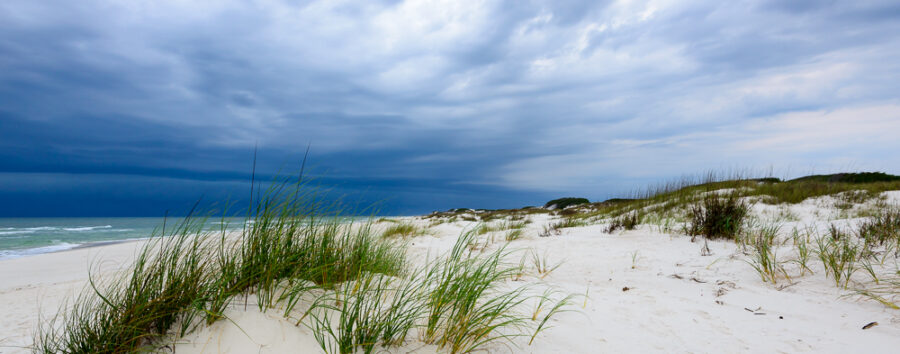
xmin=0 ymin=217 xmax=247 ymax=259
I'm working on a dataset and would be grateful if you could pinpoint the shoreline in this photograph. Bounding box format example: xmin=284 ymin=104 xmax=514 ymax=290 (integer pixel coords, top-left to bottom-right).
xmin=0 ymin=237 xmax=148 ymax=262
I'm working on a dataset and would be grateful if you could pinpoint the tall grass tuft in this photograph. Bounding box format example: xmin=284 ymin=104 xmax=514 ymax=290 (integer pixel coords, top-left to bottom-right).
xmin=381 ymin=222 xmax=423 ymax=238
xmin=745 ymin=224 xmax=787 ymax=284
xmin=307 ymin=272 xmax=424 ymax=354
xmin=36 ymin=173 xmax=573 ymax=354
xmin=35 ymin=209 xmax=216 ymax=353
xmin=505 ymin=229 xmax=524 ymax=242
xmin=605 ymin=212 xmax=640 ymax=233
xmin=857 ymin=208 xmax=900 ymax=246
xmin=815 ymin=232 xmax=861 ymax=289
xmin=35 ymin=175 xmax=406 ymax=353
xmin=305 ymin=231 xmax=574 ymax=354
xmin=421 ymin=231 xmax=531 ymax=353
xmin=791 ymin=228 xmax=814 ymax=276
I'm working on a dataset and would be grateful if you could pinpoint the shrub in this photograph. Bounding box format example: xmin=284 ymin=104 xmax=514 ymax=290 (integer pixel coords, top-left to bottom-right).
xmin=790 ymin=172 xmax=900 ymax=184
xmin=605 ymin=213 xmax=640 ymax=233
xmin=857 ymin=209 xmax=900 ymax=246
xmin=543 ymin=197 xmax=590 ymax=210
xmin=687 ymin=193 xmax=749 ymax=240
xmin=556 ymin=208 xmax=579 ymax=216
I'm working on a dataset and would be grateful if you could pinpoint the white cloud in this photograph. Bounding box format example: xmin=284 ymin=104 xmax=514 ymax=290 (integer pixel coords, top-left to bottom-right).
xmin=494 ymin=103 xmax=900 ymax=193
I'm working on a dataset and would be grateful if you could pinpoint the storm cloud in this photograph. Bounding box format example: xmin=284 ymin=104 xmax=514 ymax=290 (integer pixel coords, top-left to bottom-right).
xmin=2 ymin=0 xmax=899 ymax=215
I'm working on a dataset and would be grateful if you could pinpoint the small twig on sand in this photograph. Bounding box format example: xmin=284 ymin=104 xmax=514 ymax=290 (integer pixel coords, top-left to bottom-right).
xmin=775 ymin=281 xmax=800 ymax=291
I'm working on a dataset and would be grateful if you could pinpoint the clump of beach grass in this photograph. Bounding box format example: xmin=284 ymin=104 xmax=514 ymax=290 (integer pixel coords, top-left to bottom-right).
xmin=538 ymin=218 xmax=586 ymax=237
xmin=745 ymin=223 xmax=789 ymax=284
xmin=791 ymin=228 xmax=814 ymax=276
xmin=307 ymin=231 xmax=575 ymax=354
xmin=815 ymin=229 xmax=861 ymax=289
xmin=34 ymin=175 xmax=406 ymax=353
xmin=505 ymin=229 xmax=524 ymax=241
xmin=34 ymin=205 xmax=217 ymax=353
xmin=36 ymin=174 xmax=573 ymax=354
xmin=381 ymin=222 xmax=424 ymax=238
xmin=530 ymin=250 xmax=563 ymax=279
xmin=306 ymin=272 xmax=425 ymax=354
xmin=857 ymin=208 xmax=900 ymax=246
xmin=415 ymin=231 xmax=574 ymax=353
xmin=474 ymin=220 xmax=528 ymax=236
xmin=605 ymin=212 xmax=640 ymax=233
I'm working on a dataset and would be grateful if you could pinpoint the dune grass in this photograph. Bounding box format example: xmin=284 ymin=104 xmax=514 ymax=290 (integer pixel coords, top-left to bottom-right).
xmin=545 ymin=171 xmax=900 ymax=232
xmin=857 ymin=208 xmax=900 ymax=246
xmin=745 ymin=224 xmax=788 ymax=284
xmin=851 ymin=279 xmax=900 ymax=310
xmin=304 ymin=230 xmax=574 ymax=354
xmin=505 ymin=229 xmax=524 ymax=241
xmin=791 ymin=228 xmax=814 ymax=276
xmin=381 ymin=222 xmax=424 ymax=238
xmin=306 ymin=272 xmax=425 ymax=354
xmin=815 ymin=230 xmax=861 ymax=289
xmin=34 ymin=177 xmax=407 ymax=353
xmin=35 ymin=176 xmax=572 ymax=353
xmin=605 ymin=212 xmax=640 ymax=233
xmin=473 ymin=220 xmax=528 ymax=236
xmin=537 ymin=217 xmax=587 ymax=237
xmin=34 ymin=206 xmax=218 ymax=353
xmin=530 ymin=250 xmax=563 ymax=279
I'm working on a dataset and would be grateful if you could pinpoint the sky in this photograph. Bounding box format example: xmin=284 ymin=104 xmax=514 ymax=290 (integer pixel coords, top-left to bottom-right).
xmin=2 ymin=0 xmax=900 ymax=216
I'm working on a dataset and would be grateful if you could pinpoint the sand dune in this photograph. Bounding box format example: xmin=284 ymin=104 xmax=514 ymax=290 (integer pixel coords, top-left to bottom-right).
xmin=3 ymin=193 xmax=900 ymax=353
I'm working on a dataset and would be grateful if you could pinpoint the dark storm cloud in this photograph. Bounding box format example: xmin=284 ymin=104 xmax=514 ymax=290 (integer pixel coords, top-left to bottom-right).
xmin=1 ymin=0 xmax=899 ymax=215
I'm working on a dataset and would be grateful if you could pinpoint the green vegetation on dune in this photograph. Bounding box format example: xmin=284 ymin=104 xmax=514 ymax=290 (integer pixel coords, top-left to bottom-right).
xmin=381 ymin=222 xmax=424 ymax=238
xmin=543 ymin=197 xmax=590 ymax=209
xmin=425 ymin=171 xmax=900 ymax=311
xmin=423 ymin=171 xmax=900 ymax=244
xmin=790 ymin=172 xmax=900 ymax=184
xmin=36 ymin=178 xmax=573 ymax=354
xmin=562 ymin=171 xmax=900 ymax=226
xmin=686 ymin=193 xmax=749 ymax=240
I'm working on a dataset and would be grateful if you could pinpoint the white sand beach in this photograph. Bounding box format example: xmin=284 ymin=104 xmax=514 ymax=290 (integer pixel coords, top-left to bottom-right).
xmin=3 ymin=192 xmax=900 ymax=353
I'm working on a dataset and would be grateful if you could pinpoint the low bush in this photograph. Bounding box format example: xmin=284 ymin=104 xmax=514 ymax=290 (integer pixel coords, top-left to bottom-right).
xmin=790 ymin=172 xmax=900 ymax=184
xmin=857 ymin=209 xmax=900 ymax=246
xmin=605 ymin=213 xmax=640 ymax=233
xmin=543 ymin=197 xmax=590 ymax=210
xmin=687 ymin=193 xmax=749 ymax=240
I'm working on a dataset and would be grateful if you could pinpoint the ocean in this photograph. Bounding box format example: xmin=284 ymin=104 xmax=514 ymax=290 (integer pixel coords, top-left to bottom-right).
xmin=0 ymin=217 xmax=247 ymax=260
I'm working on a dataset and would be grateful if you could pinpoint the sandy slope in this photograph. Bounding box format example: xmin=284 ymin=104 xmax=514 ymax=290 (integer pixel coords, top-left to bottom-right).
xmin=3 ymin=196 xmax=900 ymax=353
xmin=0 ymin=241 xmax=145 ymax=353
